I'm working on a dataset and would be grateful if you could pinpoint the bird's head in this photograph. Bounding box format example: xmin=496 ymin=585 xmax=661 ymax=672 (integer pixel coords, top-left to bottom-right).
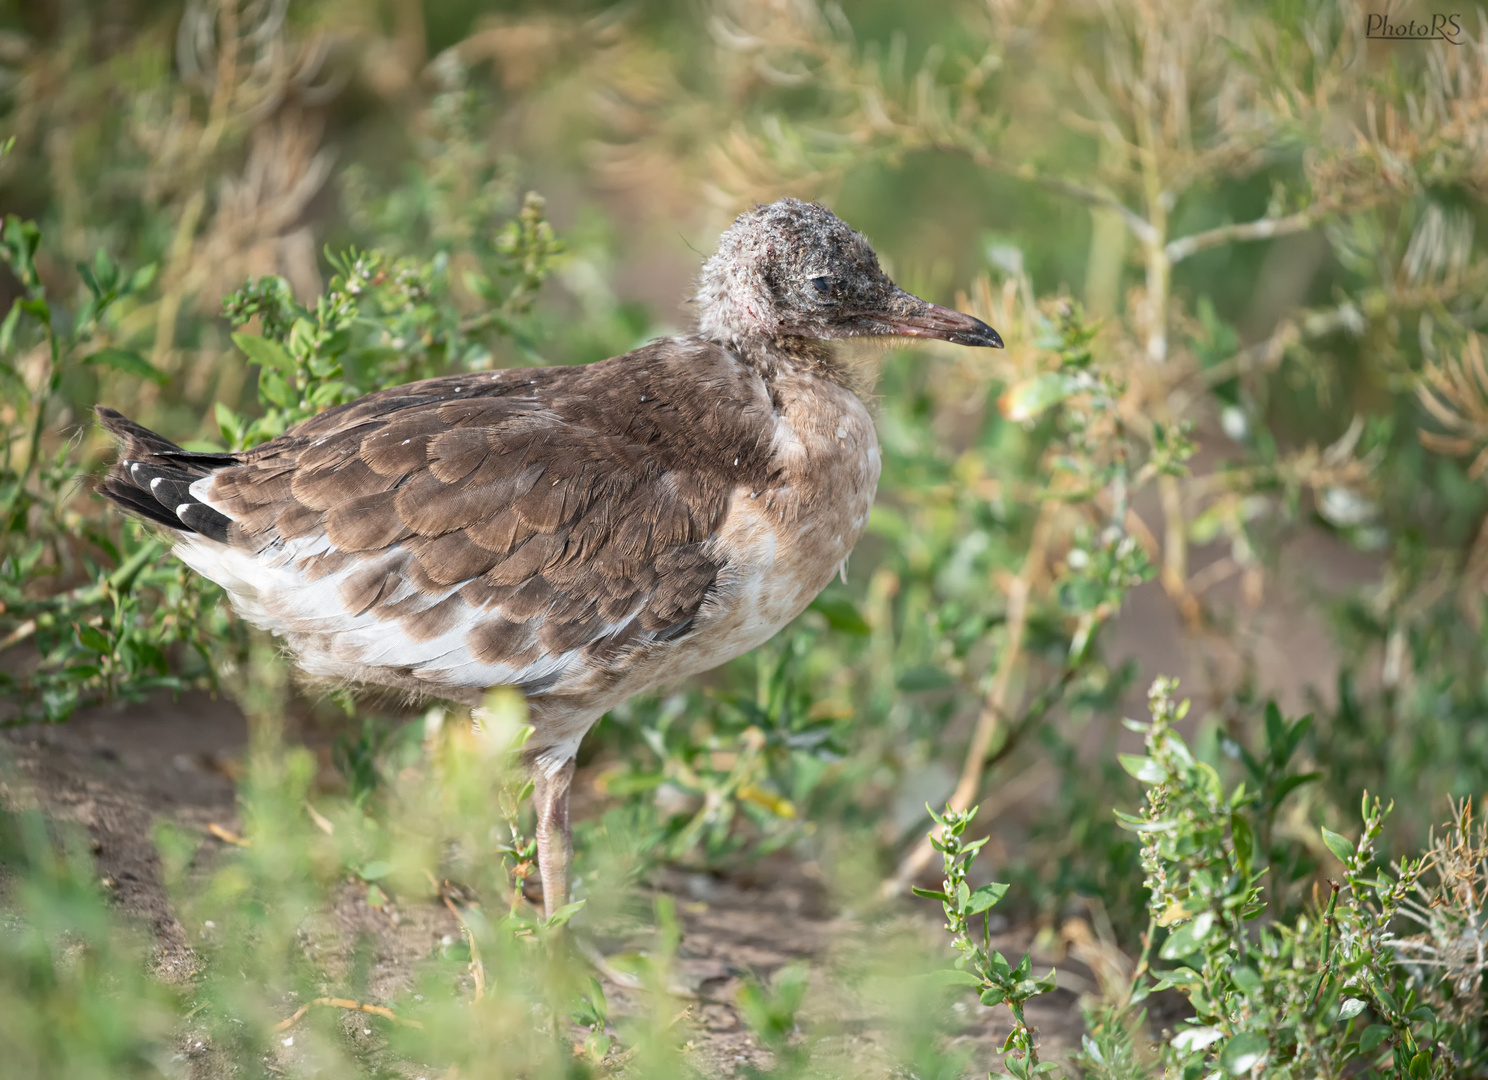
xmin=695 ymin=197 xmax=1003 ymax=351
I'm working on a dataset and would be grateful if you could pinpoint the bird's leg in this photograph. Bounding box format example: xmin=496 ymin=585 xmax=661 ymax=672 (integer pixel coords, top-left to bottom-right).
xmin=530 ymin=756 xmax=577 ymax=920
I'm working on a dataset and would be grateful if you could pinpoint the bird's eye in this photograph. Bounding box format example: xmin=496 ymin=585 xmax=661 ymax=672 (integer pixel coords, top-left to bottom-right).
xmin=810 ymin=276 xmax=834 ymax=296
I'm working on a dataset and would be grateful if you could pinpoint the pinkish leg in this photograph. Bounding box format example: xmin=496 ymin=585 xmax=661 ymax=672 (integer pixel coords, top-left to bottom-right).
xmin=530 ymin=756 xmax=576 ymax=919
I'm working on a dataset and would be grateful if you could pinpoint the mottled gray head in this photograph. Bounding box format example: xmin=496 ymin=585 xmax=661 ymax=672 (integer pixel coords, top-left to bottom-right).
xmin=695 ymin=197 xmax=1002 ymax=350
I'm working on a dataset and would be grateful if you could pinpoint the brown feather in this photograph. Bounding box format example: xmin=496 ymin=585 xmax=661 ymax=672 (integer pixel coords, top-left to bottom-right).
xmin=340 ymin=558 xmax=406 ymax=617
xmin=540 ymin=606 xmax=606 ymax=653
xmin=398 ymin=592 xmax=468 ymax=642
xmin=465 ymin=506 xmax=531 ymax=554
xmin=405 ymin=531 xmax=503 ymax=586
xmin=274 ymin=502 xmax=325 ymax=541
xmin=360 ymin=427 xmax=433 ymax=478
xmin=324 ymin=494 xmax=414 ymax=552
xmin=427 ymin=427 xmax=495 ymax=485
xmin=482 ymin=531 xmax=568 ymax=587
xmin=467 ymin=618 xmax=541 ymax=667
xmin=292 ymin=457 xmax=397 ymax=511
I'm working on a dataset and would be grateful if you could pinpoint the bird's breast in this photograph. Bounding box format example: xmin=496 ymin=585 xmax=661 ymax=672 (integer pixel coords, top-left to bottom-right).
xmin=660 ymin=377 xmax=881 ymax=681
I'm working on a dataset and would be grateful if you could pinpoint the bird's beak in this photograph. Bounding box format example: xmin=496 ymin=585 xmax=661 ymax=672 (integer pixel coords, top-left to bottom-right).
xmin=846 ymin=291 xmax=1003 ymax=348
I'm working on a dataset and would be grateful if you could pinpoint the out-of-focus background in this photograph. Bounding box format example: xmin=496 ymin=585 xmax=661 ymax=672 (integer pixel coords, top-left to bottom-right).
xmin=4 ymin=1 xmax=1488 ymax=1077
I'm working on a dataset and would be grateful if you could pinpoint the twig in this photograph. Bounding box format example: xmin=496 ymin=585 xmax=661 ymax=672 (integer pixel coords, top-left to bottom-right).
xmin=1164 ymin=209 xmax=1321 ymax=264
xmin=304 ymin=802 xmax=334 ymax=836
xmin=1309 ymin=880 xmax=1342 ymax=1008
xmin=882 ymin=500 xmax=1056 ymax=896
xmin=272 ymin=996 xmax=423 ymax=1033
xmin=1159 ymin=473 xmax=1200 ymax=626
xmin=0 ymin=618 xmax=37 ymax=651
xmin=575 ymin=939 xmax=647 ymax=991
xmin=207 ymin=822 xmax=249 ymax=847
xmin=442 ymin=893 xmax=486 ymax=1002
xmin=425 ymin=870 xmax=485 ymax=1001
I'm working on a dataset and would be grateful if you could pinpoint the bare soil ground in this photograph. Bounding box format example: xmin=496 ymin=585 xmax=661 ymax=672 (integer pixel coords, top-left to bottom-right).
xmin=1 ymin=690 xmax=1091 ymax=1078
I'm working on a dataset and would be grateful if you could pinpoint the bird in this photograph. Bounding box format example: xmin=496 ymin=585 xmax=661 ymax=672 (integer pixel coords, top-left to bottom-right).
xmin=96 ymin=197 xmax=1002 ymax=916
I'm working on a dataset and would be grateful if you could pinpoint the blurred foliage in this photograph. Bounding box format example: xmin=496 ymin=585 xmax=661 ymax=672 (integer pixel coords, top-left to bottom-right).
xmin=3 ymin=0 xmax=1488 ymax=1074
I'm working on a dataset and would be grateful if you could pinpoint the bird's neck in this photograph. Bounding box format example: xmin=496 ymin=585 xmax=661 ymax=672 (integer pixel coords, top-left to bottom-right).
xmin=730 ymin=336 xmax=872 ymax=397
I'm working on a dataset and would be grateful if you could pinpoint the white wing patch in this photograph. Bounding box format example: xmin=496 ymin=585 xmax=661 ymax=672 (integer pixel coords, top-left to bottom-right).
xmin=174 ymin=475 xmax=621 ymax=697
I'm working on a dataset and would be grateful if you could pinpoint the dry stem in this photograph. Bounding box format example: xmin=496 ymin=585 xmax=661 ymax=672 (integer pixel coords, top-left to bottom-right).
xmin=882 ymin=500 xmax=1056 ymax=896
xmin=272 ymin=996 xmax=423 ymax=1033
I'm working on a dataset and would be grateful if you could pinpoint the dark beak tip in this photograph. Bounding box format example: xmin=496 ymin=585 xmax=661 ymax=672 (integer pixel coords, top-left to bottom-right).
xmin=954 ymin=322 xmax=1003 ymax=349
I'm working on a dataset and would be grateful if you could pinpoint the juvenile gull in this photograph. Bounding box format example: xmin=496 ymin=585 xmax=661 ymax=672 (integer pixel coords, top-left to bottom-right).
xmin=97 ymin=198 xmax=1002 ymax=915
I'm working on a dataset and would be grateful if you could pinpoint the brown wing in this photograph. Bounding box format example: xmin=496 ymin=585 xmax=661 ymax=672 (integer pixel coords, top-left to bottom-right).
xmin=191 ymin=338 xmax=779 ymax=695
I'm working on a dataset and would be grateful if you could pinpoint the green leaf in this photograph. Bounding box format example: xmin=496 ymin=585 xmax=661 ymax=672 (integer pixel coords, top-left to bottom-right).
xmin=1113 ymin=812 xmax=1178 ymax=833
xmin=76 ymin=260 xmax=100 ymax=299
xmin=1231 ymin=812 xmax=1254 ymax=870
xmin=911 ymin=886 xmax=950 ymax=902
xmin=809 ymin=595 xmax=871 ymax=635
xmin=1195 ymin=760 xmax=1223 ymax=802
xmin=19 ymin=296 xmax=50 ymax=325
xmin=924 ymin=969 xmax=983 ymax=988
xmin=1336 ymin=997 xmax=1367 ymax=1021
xmin=1159 ymin=911 xmax=1215 ymax=960
xmin=306 ymin=380 xmax=347 ymax=408
xmin=1119 ymin=754 xmax=1165 ymax=783
xmin=1372 ymin=977 xmax=1398 ymax=1013
xmin=92 ymin=248 xmax=119 ymax=294
xmin=1171 ymin=1026 xmax=1224 ymax=1053
xmin=75 ymin=623 xmax=110 ymax=654
xmin=1358 ymin=1024 xmax=1391 ymax=1054
xmin=1409 ymin=1051 xmax=1431 ymax=1078
xmin=1229 ymin=965 xmax=1262 ymax=994
xmin=966 ymin=882 xmax=1010 ymax=914
xmin=543 ymin=899 xmax=586 ymax=930
xmin=357 ymin=860 xmax=393 ymax=881
xmin=289 ymin=317 xmax=316 ymax=352
xmin=1321 ymin=827 xmax=1355 ymax=864
xmin=1272 ymin=770 xmax=1323 ymax=806
xmin=1264 ymin=700 xmax=1284 ymax=752
xmin=1219 ymin=1031 xmax=1269 ymax=1074
xmin=84 ymin=347 xmax=167 ymax=385
xmin=129 ymin=262 xmax=159 ymax=293
xmin=232 ymin=331 xmax=294 ymax=372
xmin=1278 ymin=713 xmax=1313 ymax=763
xmin=259 ymin=367 xmax=292 ymax=409
xmin=895 ymin=665 xmax=955 ymax=692
xmin=0 ymin=298 xmax=21 ymax=353
xmin=3 ymin=216 xmax=41 ymax=287
xmin=1083 ymin=1035 xmax=1106 ymax=1065
xmin=215 ymin=401 xmax=243 ymax=445
xmin=979 ymin=986 xmax=1006 ymax=1006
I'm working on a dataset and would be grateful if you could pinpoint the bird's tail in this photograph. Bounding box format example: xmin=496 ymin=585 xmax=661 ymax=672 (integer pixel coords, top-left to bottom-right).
xmin=95 ymin=405 xmax=238 ymax=542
